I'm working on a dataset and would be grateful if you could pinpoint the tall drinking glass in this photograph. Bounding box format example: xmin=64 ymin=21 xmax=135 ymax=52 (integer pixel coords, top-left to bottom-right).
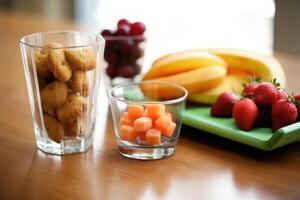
xmin=19 ymin=31 xmax=105 ymax=155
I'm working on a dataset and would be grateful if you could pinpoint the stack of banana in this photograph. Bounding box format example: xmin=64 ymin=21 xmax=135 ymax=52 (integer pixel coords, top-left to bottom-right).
xmin=143 ymin=49 xmax=285 ymax=104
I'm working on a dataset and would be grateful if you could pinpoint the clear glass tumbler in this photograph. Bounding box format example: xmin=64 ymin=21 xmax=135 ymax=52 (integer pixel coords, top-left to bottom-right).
xmin=19 ymin=31 xmax=105 ymax=155
xmin=109 ymin=81 xmax=188 ymax=160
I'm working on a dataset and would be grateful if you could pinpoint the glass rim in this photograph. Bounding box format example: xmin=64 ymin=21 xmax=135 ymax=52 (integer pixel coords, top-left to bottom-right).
xmin=109 ymin=80 xmax=188 ymax=105
xmin=102 ymin=34 xmax=145 ymax=41
xmin=19 ymin=30 xmax=104 ymax=49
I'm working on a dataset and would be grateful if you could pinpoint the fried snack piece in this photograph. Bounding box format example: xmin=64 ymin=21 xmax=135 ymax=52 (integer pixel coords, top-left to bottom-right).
xmin=42 ymin=103 xmax=56 ymax=116
xmin=34 ymin=51 xmax=51 ymax=78
xmin=43 ymin=114 xmax=64 ymax=143
xmin=69 ymin=70 xmax=89 ymax=97
xmin=57 ymin=94 xmax=87 ymax=124
xmin=41 ymin=81 xmax=68 ymax=109
xmin=47 ymin=49 xmax=72 ymax=82
xmin=38 ymin=76 xmax=47 ymax=90
xmin=38 ymin=74 xmax=56 ymax=91
xmin=64 ymin=118 xmax=83 ymax=137
xmin=41 ymin=42 xmax=63 ymax=54
xmin=64 ymin=49 xmax=96 ymax=71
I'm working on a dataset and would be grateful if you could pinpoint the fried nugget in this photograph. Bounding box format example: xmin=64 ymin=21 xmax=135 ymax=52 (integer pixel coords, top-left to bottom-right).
xmin=43 ymin=114 xmax=64 ymax=143
xmin=47 ymin=49 xmax=72 ymax=82
xmin=34 ymin=51 xmax=51 ymax=78
xmin=64 ymin=49 xmax=96 ymax=71
xmin=57 ymin=94 xmax=87 ymax=124
xmin=69 ymin=70 xmax=89 ymax=97
xmin=64 ymin=118 xmax=83 ymax=137
xmin=42 ymin=103 xmax=56 ymax=116
xmin=41 ymin=81 xmax=68 ymax=109
xmin=38 ymin=76 xmax=47 ymax=90
xmin=41 ymin=42 xmax=63 ymax=54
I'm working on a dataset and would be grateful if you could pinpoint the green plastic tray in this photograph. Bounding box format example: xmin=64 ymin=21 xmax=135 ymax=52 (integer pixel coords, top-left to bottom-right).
xmin=182 ymin=106 xmax=300 ymax=151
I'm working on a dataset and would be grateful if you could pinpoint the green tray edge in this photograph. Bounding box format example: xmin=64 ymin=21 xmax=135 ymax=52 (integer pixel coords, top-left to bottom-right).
xmin=182 ymin=107 xmax=300 ymax=151
xmin=269 ymin=123 xmax=300 ymax=150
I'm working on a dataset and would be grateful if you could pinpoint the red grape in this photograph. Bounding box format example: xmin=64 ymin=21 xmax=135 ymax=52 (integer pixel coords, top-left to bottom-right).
xmin=104 ymin=49 xmax=117 ymax=65
xmin=106 ymin=66 xmax=117 ymax=78
xmin=101 ymin=29 xmax=113 ymax=36
xmin=130 ymin=22 xmax=146 ymax=35
xmin=118 ymin=39 xmax=133 ymax=52
xmin=117 ymin=19 xmax=130 ymax=29
xmin=115 ymin=25 xmax=130 ymax=36
xmin=133 ymin=35 xmax=145 ymax=44
xmin=118 ymin=65 xmax=135 ymax=78
xmin=131 ymin=45 xmax=144 ymax=60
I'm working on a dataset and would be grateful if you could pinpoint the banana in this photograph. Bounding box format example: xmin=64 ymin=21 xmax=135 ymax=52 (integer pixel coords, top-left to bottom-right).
xmin=205 ymin=48 xmax=286 ymax=86
xmin=188 ymin=72 xmax=249 ymax=104
xmin=188 ymin=49 xmax=286 ymax=104
xmin=144 ymin=66 xmax=227 ymax=98
xmin=142 ymin=48 xmax=285 ymax=104
xmin=143 ymin=51 xmax=227 ymax=80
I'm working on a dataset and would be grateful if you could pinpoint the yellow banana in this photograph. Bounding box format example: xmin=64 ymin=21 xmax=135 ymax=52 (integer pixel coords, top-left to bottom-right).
xmin=144 ymin=66 xmax=227 ymax=99
xmin=143 ymin=51 xmax=227 ymax=80
xmin=206 ymin=48 xmax=286 ymax=86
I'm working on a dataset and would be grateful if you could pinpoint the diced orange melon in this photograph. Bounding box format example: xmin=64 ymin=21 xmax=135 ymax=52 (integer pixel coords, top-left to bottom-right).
xmin=133 ymin=117 xmax=152 ymax=132
xmin=119 ymin=116 xmax=133 ymax=126
xmin=163 ymin=122 xmax=176 ymax=137
xmin=146 ymin=129 xmax=161 ymax=145
xmin=155 ymin=116 xmax=172 ymax=132
xmin=118 ymin=103 xmax=177 ymax=144
xmin=119 ymin=125 xmax=136 ymax=141
xmin=145 ymin=104 xmax=165 ymax=120
xmin=128 ymin=105 xmax=144 ymax=120
xmin=136 ymin=131 xmax=146 ymax=141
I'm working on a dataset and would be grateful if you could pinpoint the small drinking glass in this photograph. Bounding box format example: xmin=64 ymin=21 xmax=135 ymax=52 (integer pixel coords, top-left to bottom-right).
xmin=109 ymin=81 xmax=188 ymax=160
xmin=19 ymin=31 xmax=105 ymax=155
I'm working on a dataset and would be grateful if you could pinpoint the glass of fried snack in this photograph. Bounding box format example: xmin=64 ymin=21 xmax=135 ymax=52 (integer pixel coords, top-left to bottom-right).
xmin=109 ymin=81 xmax=188 ymax=160
xmin=19 ymin=31 xmax=105 ymax=155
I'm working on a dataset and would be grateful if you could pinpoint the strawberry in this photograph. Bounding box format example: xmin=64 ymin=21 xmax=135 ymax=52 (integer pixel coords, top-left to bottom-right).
xmin=243 ymin=83 xmax=259 ymax=98
xmin=233 ymin=98 xmax=258 ymax=131
xmin=295 ymin=94 xmax=300 ymax=101
xmin=294 ymin=93 xmax=300 ymax=121
xmin=254 ymin=82 xmax=278 ymax=106
xmin=256 ymin=107 xmax=271 ymax=127
xmin=271 ymin=100 xmax=298 ymax=132
xmin=277 ymin=90 xmax=288 ymax=101
xmin=211 ymin=92 xmax=239 ymax=117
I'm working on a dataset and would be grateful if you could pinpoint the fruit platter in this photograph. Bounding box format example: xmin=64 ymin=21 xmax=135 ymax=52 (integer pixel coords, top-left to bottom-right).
xmin=143 ymin=48 xmax=300 ymax=151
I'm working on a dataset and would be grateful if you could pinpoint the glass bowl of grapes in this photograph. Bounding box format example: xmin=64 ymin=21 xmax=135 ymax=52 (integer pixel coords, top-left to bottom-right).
xmin=101 ymin=19 xmax=146 ymax=87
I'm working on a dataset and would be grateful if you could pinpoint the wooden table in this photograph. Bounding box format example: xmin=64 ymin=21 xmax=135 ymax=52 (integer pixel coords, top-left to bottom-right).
xmin=0 ymin=12 xmax=300 ymax=200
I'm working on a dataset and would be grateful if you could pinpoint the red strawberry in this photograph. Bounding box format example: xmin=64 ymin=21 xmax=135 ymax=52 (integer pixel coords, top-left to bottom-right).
xmin=277 ymin=90 xmax=288 ymax=101
xmin=294 ymin=93 xmax=300 ymax=121
xmin=295 ymin=94 xmax=300 ymax=101
xmin=256 ymin=107 xmax=271 ymax=127
xmin=243 ymin=83 xmax=259 ymax=98
xmin=254 ymin=82 xmax=278 ymax=106
xmin=233 ymin=98 xmax=258 ymax=131
xmin=271 ymin=100 xmax=298 ymax=132
xmin=211 ymin=92 xmax=239 ymax=117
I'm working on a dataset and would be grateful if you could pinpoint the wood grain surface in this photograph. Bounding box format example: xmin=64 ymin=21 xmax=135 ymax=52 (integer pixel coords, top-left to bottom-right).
xmin=0 ymin=11 xmax=299 ymax=200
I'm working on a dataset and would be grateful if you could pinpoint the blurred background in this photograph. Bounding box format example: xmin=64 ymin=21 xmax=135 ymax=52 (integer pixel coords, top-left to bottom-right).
xmin=0 ymin=0 xmax=299 ymax=65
